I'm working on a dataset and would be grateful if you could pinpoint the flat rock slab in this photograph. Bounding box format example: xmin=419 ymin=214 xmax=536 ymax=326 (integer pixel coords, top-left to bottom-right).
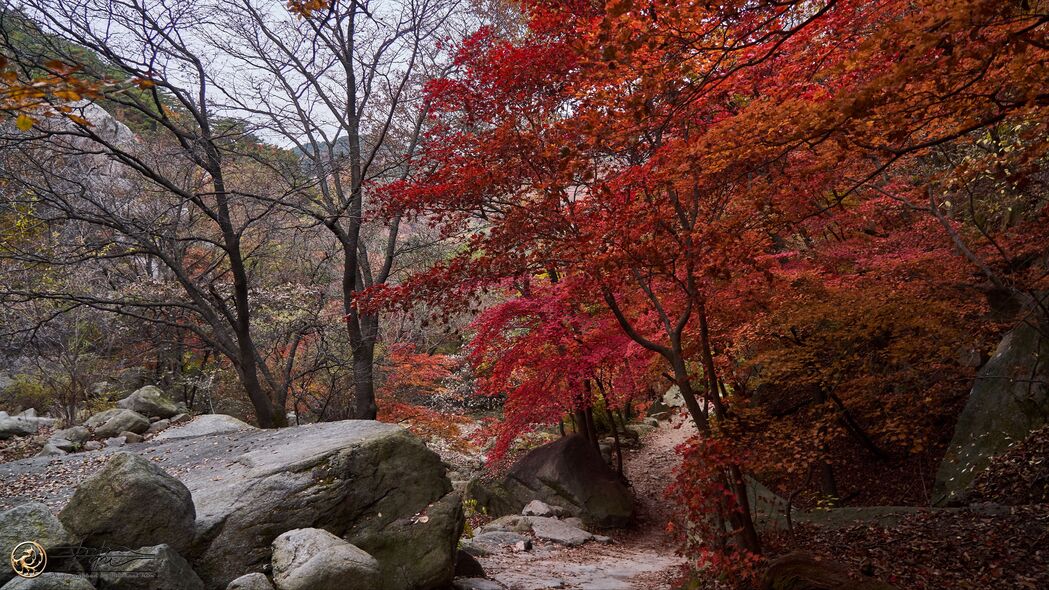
xmin=526 ymin=517 xmax=593 ymax=546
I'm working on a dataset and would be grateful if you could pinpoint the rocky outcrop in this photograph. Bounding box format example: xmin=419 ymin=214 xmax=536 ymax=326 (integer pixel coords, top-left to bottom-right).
xmin=271 ymin=528 xmax=380 ymax=590
xmin=0 ymin=421 xmax=462 ymax=590
xmin=59 ymin=453 xmax=196 ymax=553
xmin=761 ymin=552 xmax=898 ymax=590
xmin=90 ymin=544 xmax=204 ymax=590
xmin=934 ymin=317 xmax=1049 ymax=505
xmin=0 ymin=503 xmax=79 ymax=585
xmin=467 ymin=435 xmax=634 ymax=528
xmin=83 ymin=409 xmax=149 ymax=439
xmin=116 ymin=385 xmax=181 ymax=419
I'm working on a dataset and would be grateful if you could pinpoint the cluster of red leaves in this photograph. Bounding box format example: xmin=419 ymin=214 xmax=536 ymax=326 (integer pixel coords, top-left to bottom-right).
xmin=769 ymin=506 xmax=1049 ymax=590
xmin=969 ymin=425 xmax=1049 ymax=505
xmin=668 ymin=435 xmax=763 ymax=585
xmin=467 ymin=277 xmax=656 ymax=461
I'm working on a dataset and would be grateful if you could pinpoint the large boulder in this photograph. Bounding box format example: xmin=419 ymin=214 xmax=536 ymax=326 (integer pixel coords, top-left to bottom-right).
xmin=152 ymin=414 xmax=254 ymax=440
xmin=116 ymin=386 xmax=181 ymax=419
xmin=0 ymin=574 xmax=95 ymax=590
xmin=59 ymin=453 xmax=196 ymax=552
xmin=467 ymin=435 xmax=634 ymax=528
xmin=90 ymin=544 xmax=204 ymax=590
xmin=83 ymin=409 xmax=149 ymax=438
xmin=0 ymin=421 xmax=461 ymax=590
xmin=271 ymin=528 xmax=380 ymax=590
xmin=0 ymin=503 xmax=79 ymax=585
xmin=934 ymin=318 xmax=1049 ymax=505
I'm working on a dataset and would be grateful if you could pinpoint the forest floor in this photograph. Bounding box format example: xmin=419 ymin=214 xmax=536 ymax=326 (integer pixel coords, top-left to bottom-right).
xmin=475 ymin=414 xmax=691 ymax=590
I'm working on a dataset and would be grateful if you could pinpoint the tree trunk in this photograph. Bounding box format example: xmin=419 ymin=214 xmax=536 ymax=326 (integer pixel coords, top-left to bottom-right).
xmin=353 ymin=337 xmax=378 ymax=419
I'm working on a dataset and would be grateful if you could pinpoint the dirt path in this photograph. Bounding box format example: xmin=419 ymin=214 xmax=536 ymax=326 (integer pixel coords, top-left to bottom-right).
xmin=477 ymin=414 xmax=693 ymax=590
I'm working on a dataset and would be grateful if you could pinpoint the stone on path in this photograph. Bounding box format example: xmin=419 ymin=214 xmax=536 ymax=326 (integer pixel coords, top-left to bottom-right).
xmin=462 ymin=531 xmax=531 ymax=556
xmin=526 ymin=516 xmax=594 ymax=547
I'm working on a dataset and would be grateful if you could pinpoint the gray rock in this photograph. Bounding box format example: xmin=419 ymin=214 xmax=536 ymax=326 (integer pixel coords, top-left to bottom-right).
xmin=0 ymin=503 xmax=79 ymax=585
xmin=82 ymin=441 xmax=103 ymax=451
xmin=226 ymin=574 xmax=275 ymax=590
xmin=59 ymin=452 xmax=195 ymax=553
xmin=116 ymin=386 xmax=181 ymax=419
xmin=527 ymin=516 xmax=594 ymax=546
xmin=83 ymin=409 xmax=149 ymax=438
xmin=271 ymin=528 xmax=380 ymax=590
xmin=153 ymin=414 xmax=254 ymax=440
xmin=476 ymin=515 xmax=533 ymax=535
xmin=35 ymin=443 xmax=68 ymax=457
xmin=19 ymin=408 xmax=38 ymax=418
xmin=521 ymin=499 xmax=563 ymax=517
xmin=120 ymin=431 xmax=144 ymax=444
xmin=0 ymin=573 xmax=95 ymax=589
xmin=467 ymin=435 xmax=634 ymax=528
xmin=0 ymin=416 xmax=38 ymax=440
xmin=462 ymin=531 xmax=530 ymax=556
xmin=104 ymin=437 xmax=126 ymax=448
xmin=146 ymin=419 xmax=171 ymax=435
xmin=51 ymin=426 xmax=90 ymax=446
xmin=453 ymin=579 xmax=506 ymax=590
xmin=934 ymin=317 xmax=1049 ymax=505
xmin=90 ymin=544 xmax=203 ymax=590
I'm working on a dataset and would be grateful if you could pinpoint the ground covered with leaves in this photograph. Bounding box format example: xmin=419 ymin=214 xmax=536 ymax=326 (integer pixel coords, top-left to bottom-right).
xmin=769 ymin=504 xmax=1049 ymax=590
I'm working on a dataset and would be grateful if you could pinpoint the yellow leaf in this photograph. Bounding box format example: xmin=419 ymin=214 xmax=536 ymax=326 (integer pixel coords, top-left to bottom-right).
xmin=15 ymin=113 xmax=34 ymax=131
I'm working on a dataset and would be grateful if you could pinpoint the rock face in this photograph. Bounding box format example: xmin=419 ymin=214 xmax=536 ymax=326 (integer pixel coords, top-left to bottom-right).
xmin=934 ymin=318 xmax=1049 ymax=505
xmin=91 ymin=544 xmax=204 ymax=590
xmin=153 ymin=414 xmax=255 ymax=440
xmin=0 ymin=503 xmax=79 ymax=585
xmin=116 ymin=385 xmax=181 ymax=419
xmin=761 ymin=552 xmax=897 ymax=590
xmin=0 ymin=573 xmax=96 ymax=590
xmin=271 ymin=528 xmax=380 ymax=590
xmin=59 ymin=453 xmax=196 ymax=552
xmin=467 ymin=435 xmax=633 ymax=528
xmin=0 ymin=421 xmax=462 ymax=590
xmin=83 ymin=409 xmax=150 ymax=438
